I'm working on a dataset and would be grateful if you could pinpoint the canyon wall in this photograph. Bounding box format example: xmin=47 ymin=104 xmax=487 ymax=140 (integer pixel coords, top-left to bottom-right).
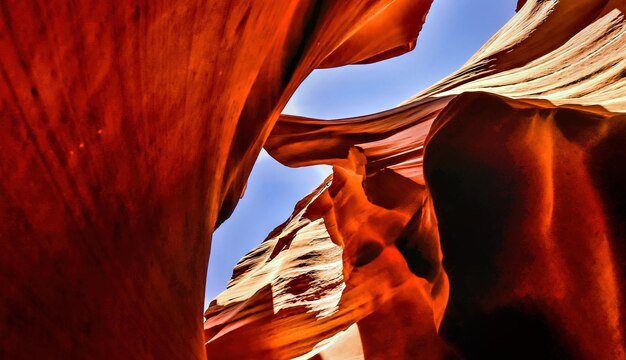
xmin=0 ymin=0 xmax=433 ymax=358
xmin=205 ymin=1 xmax=626 ymax=359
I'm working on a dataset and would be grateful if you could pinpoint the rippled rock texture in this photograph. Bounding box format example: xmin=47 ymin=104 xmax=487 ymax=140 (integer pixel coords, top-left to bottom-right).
xmin=206 ymin=0 xmax=626 ymax=359
xmin=0 ymin=0 xmax=433 ymax=358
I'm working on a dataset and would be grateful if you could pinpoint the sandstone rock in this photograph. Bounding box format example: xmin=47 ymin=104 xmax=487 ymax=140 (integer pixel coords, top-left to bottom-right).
xmin=0 ymin=0 xmax=432 ymax=358
xmin=206 ymin=1 xmax=626 ymax=358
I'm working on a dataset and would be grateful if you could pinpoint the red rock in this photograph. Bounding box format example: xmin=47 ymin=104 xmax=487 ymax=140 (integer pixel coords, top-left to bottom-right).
xmin=0 ymin=0 xmax=432 ymax=358
xmin=206 ymin=0 xmax=626 ymax=358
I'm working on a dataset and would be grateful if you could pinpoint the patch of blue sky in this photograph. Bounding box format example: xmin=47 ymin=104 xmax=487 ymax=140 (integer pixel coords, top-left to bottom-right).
xmin=206 ymin=0 xmax=517 ymax=306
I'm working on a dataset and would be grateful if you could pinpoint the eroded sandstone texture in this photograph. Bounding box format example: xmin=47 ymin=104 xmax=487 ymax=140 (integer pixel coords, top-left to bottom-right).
xmin=0 ymin=0 xmax=433 ymax=358
xmin=206 ymin=0 xmax=626 ymax=359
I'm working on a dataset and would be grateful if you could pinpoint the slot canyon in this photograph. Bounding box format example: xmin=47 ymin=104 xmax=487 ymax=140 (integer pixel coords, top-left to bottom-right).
xmin=1 ymin=0 xmax=625 ymax=359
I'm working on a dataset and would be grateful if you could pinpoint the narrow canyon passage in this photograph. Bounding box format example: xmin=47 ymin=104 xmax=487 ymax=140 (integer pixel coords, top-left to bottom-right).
xmin=0 ymin=0 xmax=435 ymax=358
xmin=205 ymin=0 xmax=626 ymax=359
xmin=0 ymin=0 xmax=624 ymax=359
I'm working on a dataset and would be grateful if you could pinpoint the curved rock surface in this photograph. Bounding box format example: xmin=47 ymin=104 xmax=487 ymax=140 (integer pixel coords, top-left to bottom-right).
xmin=0 ymin=0 xmax=433 ymax=358
xmin=206 ymin=1 xmax=626 ymax=359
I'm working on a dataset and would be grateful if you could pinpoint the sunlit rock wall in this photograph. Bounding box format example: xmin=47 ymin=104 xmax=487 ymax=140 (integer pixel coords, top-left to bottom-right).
xmin=0 ymin=0 xmax=433 ymax=358
xmin=206 ymin=1 xmax=626 ymax=359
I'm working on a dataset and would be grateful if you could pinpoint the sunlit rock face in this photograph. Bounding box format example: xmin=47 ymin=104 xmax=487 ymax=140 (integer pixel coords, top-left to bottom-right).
xmin=0 ymin=0 xmax=433 ymax=358
xmin=206 ymin=0 xmax=626 ymax=359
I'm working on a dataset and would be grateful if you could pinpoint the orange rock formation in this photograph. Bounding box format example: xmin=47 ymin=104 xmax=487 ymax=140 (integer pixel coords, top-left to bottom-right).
xmin=0 ymin=0 xmax=432 ymax=358
xmin=205 ymin=0 xmax=626 ymax=359
xmin=1 ymin=0 xmax=624 ymax=358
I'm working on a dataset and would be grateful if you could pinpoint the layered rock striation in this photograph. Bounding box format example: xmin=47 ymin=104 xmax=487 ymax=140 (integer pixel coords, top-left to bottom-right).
xmin=206 ymin=1 xmax=626 ymax=359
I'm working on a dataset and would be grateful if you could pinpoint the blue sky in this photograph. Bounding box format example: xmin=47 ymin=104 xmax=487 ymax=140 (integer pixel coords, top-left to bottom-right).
xmin=206 ymin=0 xmax=518 ymax=305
